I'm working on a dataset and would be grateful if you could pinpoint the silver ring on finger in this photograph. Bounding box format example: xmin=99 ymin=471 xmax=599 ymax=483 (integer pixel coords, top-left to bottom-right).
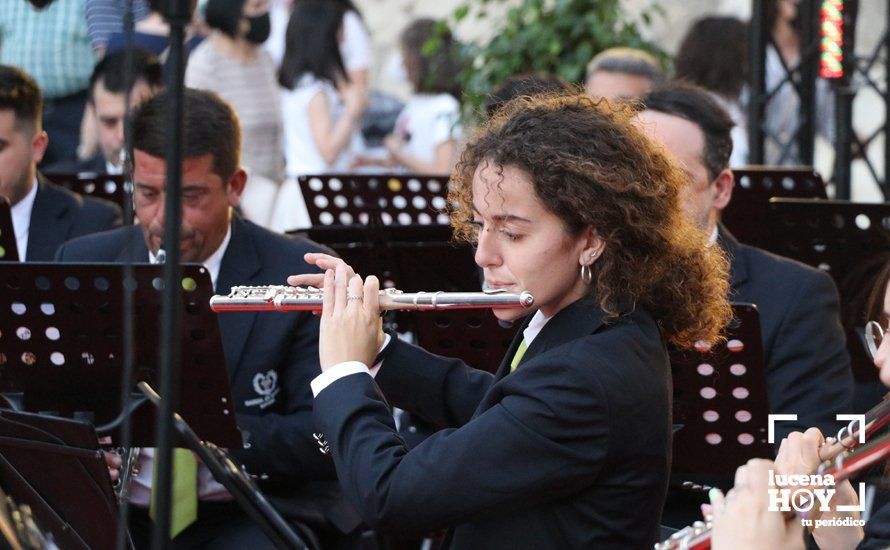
xmin=346 ymin=294 xmax=363 ymax=302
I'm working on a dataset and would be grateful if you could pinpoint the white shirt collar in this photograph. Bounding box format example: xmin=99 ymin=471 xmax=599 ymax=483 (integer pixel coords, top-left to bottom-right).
xmin=521 ymin=309 xmax=552 ymax=347
xmin=105 ymin=159 xmax=123 ymax=175
xmin=148 ymin=223 xmax=232 ymax=290
xmin=10 ymin=178 xmax=38 ymax=262
xmin=708 ymin=224 xmax=719 ymax=245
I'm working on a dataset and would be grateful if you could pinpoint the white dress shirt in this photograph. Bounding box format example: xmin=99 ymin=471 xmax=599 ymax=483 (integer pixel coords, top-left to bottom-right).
xmin=130 ymin=223 xmax=234 ymax=505
xmin=9 ymin=178 xmax=38 ymax=261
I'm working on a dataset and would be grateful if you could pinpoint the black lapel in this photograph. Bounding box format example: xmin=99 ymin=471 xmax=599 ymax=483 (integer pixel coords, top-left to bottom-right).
xmin=215 ymin=217 xmax=261 ymax=378
xmin=493 ymin=297 xmax=609 ymax=380
xmin=114 ymin=226 xmax=150 ymax=263
xmin=716 ymin=223 xmax=748 ymax=293
xmin=491 ymin=315 xmax=534 ymax=381
xmin=26 ymin=174 xmax=74 ymax=261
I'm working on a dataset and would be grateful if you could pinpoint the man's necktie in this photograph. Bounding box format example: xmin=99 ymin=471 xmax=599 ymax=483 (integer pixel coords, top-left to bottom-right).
xmin=509 ymin=338 xmax=528 ymax=372
xmin=150 ymin=449 xmax=198 ymax=538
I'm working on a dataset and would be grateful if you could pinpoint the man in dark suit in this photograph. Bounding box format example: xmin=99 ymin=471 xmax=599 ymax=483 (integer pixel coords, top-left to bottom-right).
xmin=638 ymin=83 xmax=854 ymax=523
xmin=638 ymin=82 xmax=853 ymax=439
xmin=0 ymin=65 xmax=121 ymax=261
xmin=56 ymin=88 xmax=360 ymax=548
xmin=45 ymin=49 xmax=164 ymax=176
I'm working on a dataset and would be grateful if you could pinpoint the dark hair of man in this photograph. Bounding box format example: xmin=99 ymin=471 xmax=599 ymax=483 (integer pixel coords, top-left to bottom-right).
xmin=675 ymin=17 xmax=748 ymax=99
xmin=0 ymin=65 xmax=42 ymax=133
xmin=88 ymin=48 xmax=163 ymax=104
xmin=204 ymin=0 xmax=247 ymax=38
xmin=400 ymin=18 xmax=462 ymax=98
xmin=278 ymin=1 xmax=346 ymax=90
xmin=485 ymin=72 xmax=571 ymax=118
xmin=642 ymin=82 xmax=735 ymax=181
xmin=132 ymin=88 xmax=240 ymax=182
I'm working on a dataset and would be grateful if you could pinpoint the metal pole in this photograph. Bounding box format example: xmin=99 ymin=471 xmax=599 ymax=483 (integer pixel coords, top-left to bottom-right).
xmin=797 ymin=0 xmax=819 ymax=166
xmin=152 ymin=0 xmax=190 ymax=546
xmin=748 ymin=0 xmax=767 ymax=164
xmin=884 ymin=2 xmax=890 ymax=200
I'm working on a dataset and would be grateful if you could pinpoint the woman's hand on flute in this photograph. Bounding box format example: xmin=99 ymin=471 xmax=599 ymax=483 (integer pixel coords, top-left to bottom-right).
xmin=710 ymin=459 xmax=805 ymax=550
xmin=318 ymin=263 xmax=382 ymax=372
xmin=775 ymin=429 xmax=864 ymax=548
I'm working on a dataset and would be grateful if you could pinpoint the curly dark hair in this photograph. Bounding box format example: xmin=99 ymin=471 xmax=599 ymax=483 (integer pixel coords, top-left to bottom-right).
xmin=449 ymin=93 xmax=732 ymax=347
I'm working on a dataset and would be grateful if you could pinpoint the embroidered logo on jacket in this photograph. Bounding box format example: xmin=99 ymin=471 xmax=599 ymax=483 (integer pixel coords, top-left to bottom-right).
xmin=246 ymin=369 xmax=280 ymax=409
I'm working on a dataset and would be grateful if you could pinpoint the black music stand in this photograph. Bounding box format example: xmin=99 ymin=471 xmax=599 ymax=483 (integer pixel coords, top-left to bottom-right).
xmin=297 ymin=173 xmax=451 ymax=229
xmin=46 ymin=173 xmax=130 ymax=213
xmin=0 ymin=408 xmax=123 ymax=549
xmin=0 ymin=198 xmax=18 ymax=263
xmin=0 ymin=263 xmax=241 ymax=447
xmin=722 ymin=166 xmax=827 ymax=249
xmin=670 ymin=303 xmax=773 ymax=475
xmin=138 ymin=382 xmax=307 ymax=550
xmin=765 ymin=198 xmax=890 ymax=397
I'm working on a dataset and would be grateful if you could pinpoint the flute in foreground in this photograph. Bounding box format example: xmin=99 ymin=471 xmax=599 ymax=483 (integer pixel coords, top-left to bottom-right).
xmin=210 ymin=286 xmax=535 ymax=312
xmin=655 ymin=431 xmax=890 ymax=550
xmin=654 ymin=396 xmax=890 ymax=550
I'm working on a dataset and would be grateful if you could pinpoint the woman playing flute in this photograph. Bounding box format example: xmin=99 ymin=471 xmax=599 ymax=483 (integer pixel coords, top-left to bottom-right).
xmin=289 ymin=93 xmax=732 ymax=549
xmin=710 ymin=261 xmax=890 ymax=550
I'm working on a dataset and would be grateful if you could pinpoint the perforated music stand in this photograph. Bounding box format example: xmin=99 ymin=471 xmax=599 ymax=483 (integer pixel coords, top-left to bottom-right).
xmin=766 ymin=198 xmax=890 ymax=384
xmin=0 ymin=408 xmax=123 ymax=549
xmin=0 ymin=263 xmax=241 ymax=447
xmin=670 ymin=303 xmax=772 ymax=475
xmin=46 ymin=173 xmax=129 ymax=212
xmin=297 ymin=173 xmax=451 ymax=229
xmin=0 ymin=198 xmax=18 ymax=263
xmin=722 ymin=166 xmax=827 ymax=249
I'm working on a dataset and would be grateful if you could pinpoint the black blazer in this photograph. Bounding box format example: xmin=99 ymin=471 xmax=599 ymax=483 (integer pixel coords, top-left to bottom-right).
xmin=25 ymin=173 xmax=121 ymax=261
xmin=314 ymin=299 xmax=672 ymax=549
xmin=55 ymin=216 xmax=362 ymax=534
xmin=719 ymin=226 xmax=853 ymax=439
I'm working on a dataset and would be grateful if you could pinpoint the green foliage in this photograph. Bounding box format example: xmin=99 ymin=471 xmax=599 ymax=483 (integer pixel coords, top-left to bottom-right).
xmin=452 ymin=0 xmax=668 ymax=119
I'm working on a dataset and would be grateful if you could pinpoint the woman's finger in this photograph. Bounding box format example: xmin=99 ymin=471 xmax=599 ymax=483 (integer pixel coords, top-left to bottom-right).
xmin=304 ymin=253 xmax=358 ymax=280
xmin=364 ymin=275 xmax=380 ymax=317
xmin=287 ymin=273 xmax=325 ymax=288
xmin=333 ymin=263 xmax=348 ymax=317
xmin=321 ymin=269 xmax=334 ymax=318
xmin=346 ymin=275 xmax=364 ymax=310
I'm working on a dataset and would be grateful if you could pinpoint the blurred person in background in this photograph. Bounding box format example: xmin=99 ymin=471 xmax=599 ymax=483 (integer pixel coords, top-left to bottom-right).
xmin=585 ymin=46 xmax=663 ymax=100
xmin=0 ymin=0 xmax=97 ymax=166
xmin=271 ymin=0 xmax=366 ymax=232
xmin=675 ymin=16 xmax=749 ymax=167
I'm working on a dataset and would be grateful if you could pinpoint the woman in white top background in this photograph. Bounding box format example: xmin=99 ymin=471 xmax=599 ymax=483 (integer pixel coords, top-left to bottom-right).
xmin=186 ymin=0 xmax=284 ymax=227
xmin=381 ymin=18 xmax=462 ymax=175
xmin=271 ymin=0 xmax=366 ymax=232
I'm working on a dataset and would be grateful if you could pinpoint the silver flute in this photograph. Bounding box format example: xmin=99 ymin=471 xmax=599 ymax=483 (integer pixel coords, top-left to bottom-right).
xmin=210 ymin=286 xmax=535 ymax=312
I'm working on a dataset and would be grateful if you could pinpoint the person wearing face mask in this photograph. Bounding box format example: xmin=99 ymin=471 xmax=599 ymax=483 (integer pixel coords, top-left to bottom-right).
xmin=186 ymin=0 xmax=284 ymax=223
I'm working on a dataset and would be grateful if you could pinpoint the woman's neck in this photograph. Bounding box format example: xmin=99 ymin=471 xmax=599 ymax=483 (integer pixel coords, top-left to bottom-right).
xmin=772 ymin=21 xmax=800 ymax=65
xmin=210 ymin=31 xmax=257 ymax=63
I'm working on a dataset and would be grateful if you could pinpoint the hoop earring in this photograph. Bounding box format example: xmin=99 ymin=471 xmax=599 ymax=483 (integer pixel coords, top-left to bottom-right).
xmin=580 ymin=264 xmax=592 ymax=285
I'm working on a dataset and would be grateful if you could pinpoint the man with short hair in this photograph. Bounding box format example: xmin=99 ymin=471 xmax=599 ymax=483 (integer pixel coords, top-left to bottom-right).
xmin=585 ymin=47 xmax=663 ymax=100
xmin=0 ymin=65 xmax=120 ymax=261
xmin=46 ymin=48 xmax=163 ymax=175
xmin=56 ymin=88 xmax=360 ymax=548
xmin=638 ymin=81 xmax=855 ymax=529
xmin=636 ymin=81 xmax=853 ymax=441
